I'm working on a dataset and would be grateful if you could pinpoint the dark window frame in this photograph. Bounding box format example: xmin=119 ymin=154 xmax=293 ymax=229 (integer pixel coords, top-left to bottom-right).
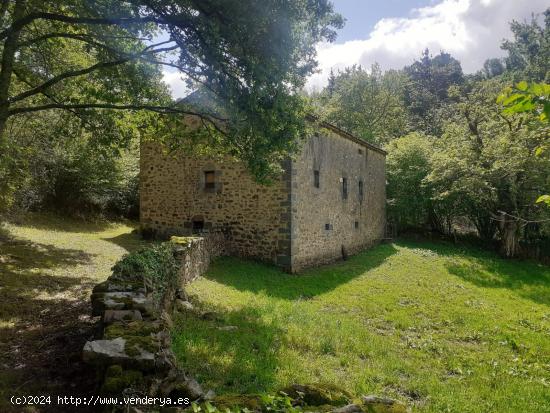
xmin=314 ymin=170 xmax=320 ymax=188
xmin=204 ymin=170 xmax=216 ymax=190
xmin=358 ymin=180 xmax=364 ymax=201
xmin=342 ymin=177 xmax=348 ymax=200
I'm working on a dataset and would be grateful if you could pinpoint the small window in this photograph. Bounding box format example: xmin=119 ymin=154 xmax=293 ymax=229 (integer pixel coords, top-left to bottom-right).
xmin=192 ymin=220 xmax=204 ymax=232
xmin=204 ymin=170 xmax=215 ymax=189
xmin=325 ymin=223 xmax=332 ymax=230
xmin=314 ymin=170 xmax=320 ymax=188
xmin=358 ymin=180 xmax=364 ymax=200
xmin=342 ymin=177 xmax=348 ymax=200
xmin=354 ymin=221 xmax=359 ymax=229
xmin=358 ymin=149 xmax=363 ymax=155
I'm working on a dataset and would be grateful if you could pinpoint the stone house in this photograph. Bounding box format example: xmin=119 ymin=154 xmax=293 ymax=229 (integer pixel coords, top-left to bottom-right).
xmin=140 ymin=118 xmax=386 ymax=273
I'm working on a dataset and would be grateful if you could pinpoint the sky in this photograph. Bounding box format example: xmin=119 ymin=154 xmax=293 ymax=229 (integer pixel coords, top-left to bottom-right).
xmin=162 ymin=0 xmax=549 ymax=97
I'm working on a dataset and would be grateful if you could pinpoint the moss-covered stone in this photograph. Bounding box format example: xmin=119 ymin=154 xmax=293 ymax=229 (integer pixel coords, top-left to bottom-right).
xmin=170 ymin=236 xmax=194 ymax=246
xmin=104 ymin=320 xmax=162 ymax=339
xmin=283 ymin=384 xmax=352 ymax=406
xmin=92 ymin=278 xmax=145 ymax=294
xmin=103 ymin=320 xmax=162 ymax=358
xmin=101 ymin=364 xmax=144 ymax=394
xmin=361 ymin=396 xmax=410 ymax=413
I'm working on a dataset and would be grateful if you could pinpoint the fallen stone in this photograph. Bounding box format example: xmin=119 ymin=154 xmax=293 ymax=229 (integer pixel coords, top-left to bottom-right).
xmin=103 ymin=310 xmax=143 ymax=324
xmin=204 ymin=390 xmax=216 ymax=400
xmin=284 ymin=384 xmax=351 ymax=406
xmin=333 ymin=404 xmax=363 ymax=413
xmin=200 ymin=311 xmax=220 ymax=321
xmin=159 ymin=371 xmax=204 ymax=401
xmin=168 ymin=377 xmax=204 ymax=401
xmin=175 ymin=299 xmax=194 ymax=312
xmin=361 ymin=396 xmax=410 ymax=413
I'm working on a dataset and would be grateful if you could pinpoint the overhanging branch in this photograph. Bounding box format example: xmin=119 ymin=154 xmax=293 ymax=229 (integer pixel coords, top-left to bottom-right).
xmin=7 ymin=102 xmax=228 ymax=122
xmin=8 ymin=42 xmax=178 ymax=104
xmin=0 ymin=12 xmax=165 ymax=41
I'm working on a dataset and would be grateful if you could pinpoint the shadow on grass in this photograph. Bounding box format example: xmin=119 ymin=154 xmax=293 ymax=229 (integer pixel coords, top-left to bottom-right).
xmin=102 ymin=231 xmax=151 ymax=254
xmin=0 ymin=229 xmax=100 ymax=412
xmin=205 ymin=242 xmax=398 ymax=300
xmin=172 ymin=305 xmax=282 ymax=394
xmin=4 ymin=212 xmax=126 ymax=234
xmin=395 ymin=238 xmax=550 ymax=305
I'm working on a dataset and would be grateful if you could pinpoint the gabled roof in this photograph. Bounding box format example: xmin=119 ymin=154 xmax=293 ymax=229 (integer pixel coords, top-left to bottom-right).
xmin=306 ymin=114 xmax=386 ymax=156
xmin=179 ymin=91 xmax=387 ymax=156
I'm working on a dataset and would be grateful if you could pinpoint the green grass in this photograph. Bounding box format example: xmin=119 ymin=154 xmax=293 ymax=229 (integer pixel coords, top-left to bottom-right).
xmin=172 ymin=240 xmax=550 ymax=413
xmin=0 ymin=213 xmax=148 ymax=412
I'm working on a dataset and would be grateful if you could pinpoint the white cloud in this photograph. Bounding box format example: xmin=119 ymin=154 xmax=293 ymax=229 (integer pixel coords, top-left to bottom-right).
xmin=307 ymin=0 xmax=548 ymax=91
xmin=162 ymin=69 xmax=189 ymax=99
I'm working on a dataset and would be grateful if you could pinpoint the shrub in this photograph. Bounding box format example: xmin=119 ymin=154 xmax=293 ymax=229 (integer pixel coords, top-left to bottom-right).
xmin=112 ymin=242 xmax=180 ymax=308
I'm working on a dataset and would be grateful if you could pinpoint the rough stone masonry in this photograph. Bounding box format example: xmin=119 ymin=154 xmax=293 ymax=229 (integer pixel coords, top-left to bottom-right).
xmin=140 ymin=119 xmax=386 ymax=273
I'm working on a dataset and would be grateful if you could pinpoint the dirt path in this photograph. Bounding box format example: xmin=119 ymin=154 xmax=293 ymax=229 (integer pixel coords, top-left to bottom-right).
xmin=0 ymin=214 xmax=147 ymax=412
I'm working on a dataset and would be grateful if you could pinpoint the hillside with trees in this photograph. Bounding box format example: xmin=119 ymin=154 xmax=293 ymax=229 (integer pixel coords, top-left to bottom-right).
xmin=311 ymin=9 xmax=550 ymax=259
xmin=0 ymin=2 xmax=547 ymax=258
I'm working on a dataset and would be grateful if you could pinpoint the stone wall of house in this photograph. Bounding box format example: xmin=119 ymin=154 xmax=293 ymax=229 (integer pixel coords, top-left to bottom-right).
xmin=290 ymin=130 xmax=386 ymax=272
xmin=140 ymin=142 xmax=292 ymax=267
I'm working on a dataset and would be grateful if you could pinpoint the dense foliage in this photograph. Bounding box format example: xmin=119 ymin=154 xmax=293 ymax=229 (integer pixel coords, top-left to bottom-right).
xmin=0 ymin=0 xmax=344 ymax=208
xmin=313 ymin=8 xmax=550 ymax=258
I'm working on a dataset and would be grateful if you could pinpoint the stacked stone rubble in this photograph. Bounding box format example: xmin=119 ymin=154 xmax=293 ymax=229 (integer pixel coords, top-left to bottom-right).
xmin=82 ymin=238 xmax=213 ymax=410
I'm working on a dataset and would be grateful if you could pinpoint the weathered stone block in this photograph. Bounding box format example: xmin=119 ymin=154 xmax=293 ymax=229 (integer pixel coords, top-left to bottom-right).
xmin=361 ymin=396 xmax=410 ymax=413
xmin=103 ymin=310 xmax=143 ymax=324
xmin=83 ymin=337 xmax=155 ymax=371
xmin=91 ymin=292 xmax=153 ymax=317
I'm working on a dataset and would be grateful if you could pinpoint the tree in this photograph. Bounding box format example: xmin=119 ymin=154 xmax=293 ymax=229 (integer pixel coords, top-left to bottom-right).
xmin=0 ymin=0 xmax=343 ymax=183
xmin=313 ymin=64 xmax=408 ymax=144
xmin=385 ymin=132 xmax=440 ymax=232
xmin=403 ymin=49 xmax=464 ymax=136
xmin=501 ymin=8 xmax=550 ymax=82
xmin=497 ymin=80 xmax=550 ymax=207
xmin=483 ymin=58 xmax=505 ymax=79
xmin=427 ymin=78 xmax=550 ymax=256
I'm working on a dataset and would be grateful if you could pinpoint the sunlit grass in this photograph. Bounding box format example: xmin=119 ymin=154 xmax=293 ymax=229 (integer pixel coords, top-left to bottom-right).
xmin=0 ymin=213 xmax=148 ymax=411
xmin=173 ymin=240 xmax=550 ymax=413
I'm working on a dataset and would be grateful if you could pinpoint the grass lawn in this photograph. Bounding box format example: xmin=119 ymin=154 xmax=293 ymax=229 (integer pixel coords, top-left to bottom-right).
xmin=172 ymin=240 xmax=550 ymax=413
xmin=0 ymin=213 xmax=147 ymax=412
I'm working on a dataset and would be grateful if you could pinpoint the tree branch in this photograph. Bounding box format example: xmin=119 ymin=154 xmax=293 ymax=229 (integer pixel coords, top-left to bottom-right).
xmin=7 ymin=102 xmax=228 ymax=121
xmin=0 ymin=12 xmax=165 ymax=41
xmin=8 ymin=42 xmax=178 ymax=104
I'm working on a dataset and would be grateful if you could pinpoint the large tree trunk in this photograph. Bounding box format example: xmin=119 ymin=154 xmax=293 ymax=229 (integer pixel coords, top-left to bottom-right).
xmin=0 ymin=0 xmax=25 ymax=145
xmin=499 ymin=212 xmax=521 ymax=258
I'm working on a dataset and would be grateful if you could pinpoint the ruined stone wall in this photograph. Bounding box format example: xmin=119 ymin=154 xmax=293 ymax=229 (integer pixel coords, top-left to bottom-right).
xmin=290 ymin=130 xmax=386 ymax=272
xmin=140 ymin=142 xmax=291 ymax=266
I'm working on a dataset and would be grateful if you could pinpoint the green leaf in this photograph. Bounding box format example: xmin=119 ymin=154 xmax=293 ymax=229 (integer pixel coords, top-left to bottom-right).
xmin=516 ymin=81 xmax=528 ymax=91
xmin=536 ymin=195 xmax=550 ymax=206
xmin=502 ymin=94 xmax=524 ymax=106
